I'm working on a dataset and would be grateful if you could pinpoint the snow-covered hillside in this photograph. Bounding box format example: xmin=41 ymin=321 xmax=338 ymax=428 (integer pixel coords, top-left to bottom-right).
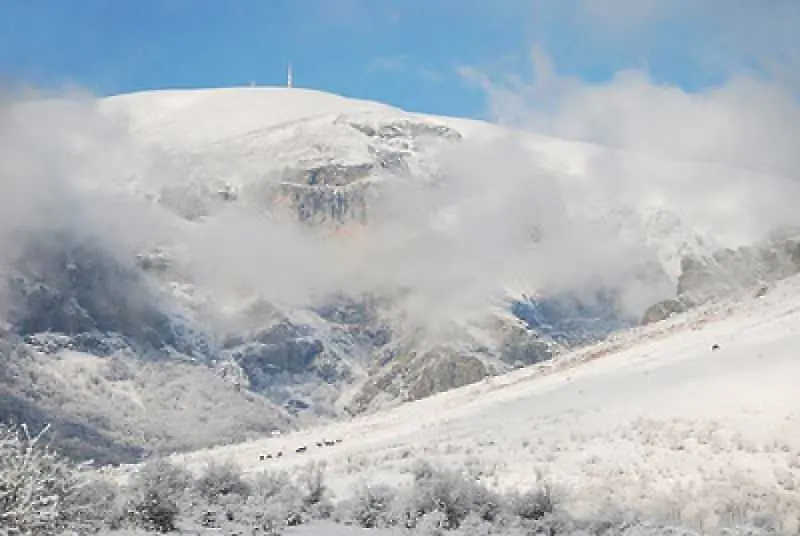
xmin=2 ymin=86 xmax=798 ymax=464
xmin=180 ymin=272 xmax=800 ymax=530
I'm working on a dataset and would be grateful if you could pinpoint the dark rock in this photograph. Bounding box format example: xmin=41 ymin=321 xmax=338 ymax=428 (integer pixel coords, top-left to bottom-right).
xmin=407 ymin=351 xmax=487 ymax=401
xmin=7 ymin=232 xmax=211 ymax=360
xmin=641 ymin=299 xmax=687 ymax=325
xmin=498 ymin=325 xmax=556 ymax=366
xmin=511 ymin=290 xmax=631 ymax=345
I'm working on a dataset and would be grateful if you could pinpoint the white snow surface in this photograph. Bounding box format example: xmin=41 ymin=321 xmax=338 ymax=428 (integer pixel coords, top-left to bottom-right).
xmin=101 ymin=87 xmax=403 ymax=148
xmin=176 ymin=273 xmax=800 ymax=528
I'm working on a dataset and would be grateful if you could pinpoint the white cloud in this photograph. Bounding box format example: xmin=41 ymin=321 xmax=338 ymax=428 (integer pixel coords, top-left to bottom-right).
xmin=462 ymin=42 xmax=800 ymax=258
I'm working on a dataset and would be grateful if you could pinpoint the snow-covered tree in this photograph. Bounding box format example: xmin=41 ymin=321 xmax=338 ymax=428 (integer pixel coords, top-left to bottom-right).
xmin=0 ymin=423 xmax=82 ymax=535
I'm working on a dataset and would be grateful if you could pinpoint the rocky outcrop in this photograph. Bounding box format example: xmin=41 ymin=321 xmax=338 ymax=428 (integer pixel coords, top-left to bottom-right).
xmin=343 ymin=312 xmax=563 ymax=414
xmin=511 ymin=290 xmax=632 ymax=345
xmin=407 ymin=351 xmax=488 ymax=401
xmin=221 ymin=321 xmax=328 ymax=391
xmin=5 ymin=232 xmax=211 ymax=360
xmin=342 ymin=117 xmax=463 ymax=144
xmin=677 ymin=234 xmax=800 ymax=305
xmin=641 ymin=231 xmax=800 ymax=325
xmin=271 ymin=181 xmax=370 ymax=226
xmin=640 ymin=299 xmax=687 ymax=325
xmin=345 ymin=347 xmax=489 ymax=414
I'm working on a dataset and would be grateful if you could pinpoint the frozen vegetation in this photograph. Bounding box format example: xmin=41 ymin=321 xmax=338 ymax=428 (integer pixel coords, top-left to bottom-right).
xmin=2 ymin=421 xmax=791 ymax=535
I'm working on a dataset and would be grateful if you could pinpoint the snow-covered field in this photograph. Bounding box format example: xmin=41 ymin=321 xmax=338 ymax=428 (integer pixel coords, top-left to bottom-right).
xmin=179 ymin=274 xmax=800 ymax=529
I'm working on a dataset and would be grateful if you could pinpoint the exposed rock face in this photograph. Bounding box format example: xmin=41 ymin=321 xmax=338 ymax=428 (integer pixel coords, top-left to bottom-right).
xmin=511 ymin=291 xmax=632 ymax=345
xmin=343 ymin=312 xmax=563 ymax=414
xmin=149 ymin=115 xmax=463 ymax=228
xmin=641 ymin=231 xmax=800 ymax=325
xmin=497 ymin=323 xmax=557 ymax=367
xmin=342 ymin=116 xmax=463 ymax=144
xmin=272 ymin=181 xmax=370 ymax=226
xmin=224 ymin=321 xmax=324 ymax=378
xmin=407 ymin=351 xmax=488 ymax=401
xmin=5 ymin=233 xmax=210 ymax=360
xmin=677 ymin=234 xmax=800 ymax=305
xmin=345 ymin=348 xmax=489 ymax=414
xmin=641 ymin=299 xmax=687 ymax=325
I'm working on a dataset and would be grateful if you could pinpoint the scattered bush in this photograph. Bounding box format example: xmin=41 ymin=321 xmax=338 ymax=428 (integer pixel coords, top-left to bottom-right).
xmin=242 ymin=470 xmax=305 ymax=532
xmin=68 ymin=476 xmax=120 ymax=532
xmin=0 ymin=423 xmax=783 ymax=536
xmin=341 ymin=483 xmax=397 ymax=528
xmin=194 ymin=460 xmax=250 ymax=503
xmin=407 ymin=461 xmax=502 ymax=530
xmin=122 ymin=458 xmax=192 ymax=533
xmin=132 ymin=459 xmax=194 ymax=507
xmin=508 ymin=483 xmax=555 ymax=521
xmin=296 ymin=461 xmax=333 ymax=518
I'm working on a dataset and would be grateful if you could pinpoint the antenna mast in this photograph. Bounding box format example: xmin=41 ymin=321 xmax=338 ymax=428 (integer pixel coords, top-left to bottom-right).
xmin=287 ymin=62 xmax=293 ymax=88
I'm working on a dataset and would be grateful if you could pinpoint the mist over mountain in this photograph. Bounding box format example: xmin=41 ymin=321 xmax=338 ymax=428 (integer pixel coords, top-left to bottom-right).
xmin=1 ymin=84 xmax=798 ymax=462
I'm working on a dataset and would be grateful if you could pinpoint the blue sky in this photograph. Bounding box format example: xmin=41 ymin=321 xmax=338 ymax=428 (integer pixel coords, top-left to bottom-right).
xmin=0 ymin=1 xmax=796 ymax=119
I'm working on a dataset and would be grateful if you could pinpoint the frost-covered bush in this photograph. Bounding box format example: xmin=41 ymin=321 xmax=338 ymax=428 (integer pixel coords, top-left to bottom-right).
xmin=194 ymin=460 xmax=250 ymax=503
xmin=508 ymin=482 xmax=555 ymax=521
xmin=239 ymin=470 xmax=305 ymax=534
xmin=68 ymin=476 xmax=120 ymax=532
xmin=196 ymin=463 xmax=331 ymax=534
xmin=121 ymin=458 xmax=193 ymax=532
xmin=404 ymin=460 xmax=503 ymax=530
xmin=0 ymin=423 xmax=89 ymax=535
xmin=339 ymin=483 xmax=397 ymax=528
xmin=296 ymin=461 xmax=333 ymax=519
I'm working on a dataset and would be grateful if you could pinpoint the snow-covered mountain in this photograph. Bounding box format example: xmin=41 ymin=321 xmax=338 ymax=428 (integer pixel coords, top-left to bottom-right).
xmin=2 ymin=87 xmax=798 ymax=462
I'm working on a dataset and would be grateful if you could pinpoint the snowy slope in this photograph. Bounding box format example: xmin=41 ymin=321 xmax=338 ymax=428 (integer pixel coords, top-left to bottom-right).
xmin=178 ymin=273 xmax=800 ymax=527
xmin=101 ymin=88 xmax=403 ymax=148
